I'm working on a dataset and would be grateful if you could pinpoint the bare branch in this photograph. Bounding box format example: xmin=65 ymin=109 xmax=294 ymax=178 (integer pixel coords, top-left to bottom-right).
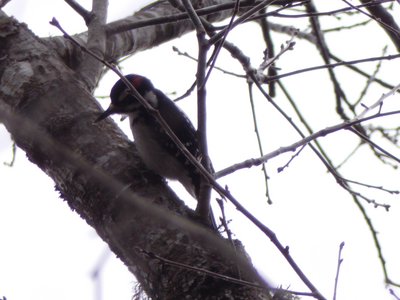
xmin=257 ymin=30 xmax=297 ymax=73
xmin=181 ymin=0 xmax=212 ymax=222
xmin=277 ymin=144 xmax=307 ymax=173
xmin=353 ymin=46 xmax=388 ymax=109
xmin=348 ymin=127 xmax=400 ymax=164
xmin=254 ymin=0 xmax=396 ymax=19
xmin=306 ymin=1 xmax=352 ymax=121
xmin=356 ymin=82 xmax=400 ymax=119
xmin=215 ymin=110 xmax=400 ymax=178
xmin=64 ymin=0 xmax=92 ymax=24
xmin=390 ymin=288 xmax=400 ymax=300
xmin=343 ymin=177 xmax=399 ymax=196
xmin=266 ymin=53 xmax=400 ymax=84
xmin=259 ymin=8 xmax=277 ymax=96
xmin=208 ymin=0 xmax=280 ymax=45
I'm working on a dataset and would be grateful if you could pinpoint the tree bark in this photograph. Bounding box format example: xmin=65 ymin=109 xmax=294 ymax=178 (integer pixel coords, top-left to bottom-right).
xmin=0 ymin=4 xmax=275 ymax=299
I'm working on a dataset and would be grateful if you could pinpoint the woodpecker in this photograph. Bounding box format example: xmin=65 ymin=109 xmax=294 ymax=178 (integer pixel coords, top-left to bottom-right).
xmin=96 ymin=74 xmax=214 ymax=227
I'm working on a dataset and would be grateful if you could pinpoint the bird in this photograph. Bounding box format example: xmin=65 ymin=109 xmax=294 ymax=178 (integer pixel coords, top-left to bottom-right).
xmin=95 ymin=74 xmax=215 ymax=228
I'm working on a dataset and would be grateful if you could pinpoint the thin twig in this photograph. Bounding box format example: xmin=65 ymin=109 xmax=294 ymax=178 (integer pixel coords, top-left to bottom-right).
xmin=351 ymin=192 xmax=399 ymax=287
xmin=266 ymin=53 xmax=400 ymax=84
xmin=334 ymin=141 xmax=363 ymax=170
xmin=172 ymin=46 xmax=243 ymax=81
xmin=353 ymin=46 xmax=387 ymax=109
xmin=356 ymin=82 xmax=400 ymax=119
xmin=324 ymin=19 xmax=372 ymax=33
xmin=332 ymin=242 xmax=345 ymax=300
xmin=277 ymin=143 xmax=307 ymax=173
xmin=258 ymin=31 xmax=297 ymax=73
xmin=255 ymin=0 xmax=394 ymax=19
xmin=259 ymin=8 xmax=277 ymax=97
xmin=348 ymin=127 xmax=400 ymax=164
xmin=390 ymin=288 xmax=400 ymax=300
xmin=277 ymin=80 xmax=337 ymax=173
xmin=348 ymin=188 xmax=390 ymax=210
xmin=247 ymin=82 xmax=272 ymax=204
xmin=216 ymin=197 xmax=233 ymax=242
xmin=216 ymin=196 xmax=242 ymax=280
xmin=345 ymin=179 xmax=400 ymax=195
xmin=203 ymin=0 xmax=241 ymax=86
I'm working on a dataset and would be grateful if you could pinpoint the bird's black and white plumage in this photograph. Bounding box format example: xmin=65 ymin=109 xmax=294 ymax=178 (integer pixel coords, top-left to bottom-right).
xmin=96 ymin=74 xmax=213 ymax=224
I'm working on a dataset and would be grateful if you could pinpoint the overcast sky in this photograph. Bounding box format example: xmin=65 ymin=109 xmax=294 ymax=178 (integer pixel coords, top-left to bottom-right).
xmin=1 ymin=1 xmax=400 ymax=300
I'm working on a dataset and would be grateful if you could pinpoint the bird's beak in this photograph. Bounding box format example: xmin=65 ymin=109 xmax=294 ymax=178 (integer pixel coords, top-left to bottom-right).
xmin=95 ymin=104 xmax=116 ymax=122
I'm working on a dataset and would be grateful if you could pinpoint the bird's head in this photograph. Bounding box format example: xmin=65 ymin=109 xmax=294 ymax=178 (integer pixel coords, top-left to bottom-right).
xmin=95 ymin=74 xmax=154 ymax=122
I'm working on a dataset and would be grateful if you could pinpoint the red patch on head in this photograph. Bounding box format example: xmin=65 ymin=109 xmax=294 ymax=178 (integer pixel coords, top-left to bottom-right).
xmin=131 ymin=75 xmax=144 ymax=88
